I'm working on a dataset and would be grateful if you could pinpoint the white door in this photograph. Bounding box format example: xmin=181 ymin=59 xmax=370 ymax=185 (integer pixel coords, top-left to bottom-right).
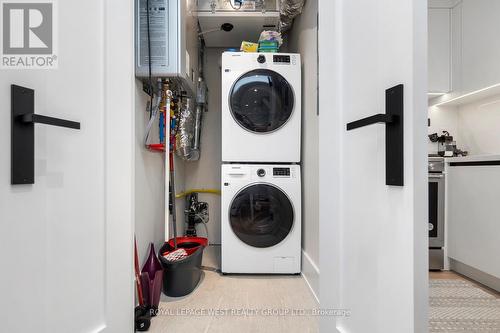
xmin=318 ymin=0 xmax=428 ymax=332
xmin=0 ymin=0 xmax=134 ymax=332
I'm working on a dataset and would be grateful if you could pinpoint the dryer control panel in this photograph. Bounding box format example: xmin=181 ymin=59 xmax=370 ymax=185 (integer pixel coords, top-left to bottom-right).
xmin=273 ymin=55 xmax=290 ymax=64
xmin=273 ymin=167 xmax=291 ymax=177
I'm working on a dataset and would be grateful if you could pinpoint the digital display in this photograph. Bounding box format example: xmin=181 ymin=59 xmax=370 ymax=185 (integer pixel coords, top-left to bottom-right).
xmin=273 ymin=168 xmax=290 ymax=176
xmin=273 ymin=55 xmax=291 ymax=63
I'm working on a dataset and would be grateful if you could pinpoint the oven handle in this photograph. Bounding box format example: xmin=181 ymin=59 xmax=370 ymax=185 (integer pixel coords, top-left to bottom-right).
xmin=428 ymin=174 xmax=444 ymax=179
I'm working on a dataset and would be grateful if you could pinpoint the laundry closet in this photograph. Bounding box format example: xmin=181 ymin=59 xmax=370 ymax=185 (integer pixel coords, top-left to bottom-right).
xmin=133 ymin=0 xmax=319 ymax=329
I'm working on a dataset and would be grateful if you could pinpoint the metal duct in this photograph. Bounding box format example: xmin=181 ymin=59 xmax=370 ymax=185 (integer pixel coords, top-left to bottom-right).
xmin=279 ymin=0 xmax=305 ymax=32
xmin=176 ymin=98 xmax=197 ymax=160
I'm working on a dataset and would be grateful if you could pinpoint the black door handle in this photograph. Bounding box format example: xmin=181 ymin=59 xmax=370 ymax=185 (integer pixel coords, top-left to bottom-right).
xmin=11 ymin=85 xmax=81 ymax=185
xmin=346 ymin=114 xmax=396 ymax=130
xmin=21 ymin=113 xmax=81 ymax=129
xmin=346 ymin=84 xmax=404 ymax=186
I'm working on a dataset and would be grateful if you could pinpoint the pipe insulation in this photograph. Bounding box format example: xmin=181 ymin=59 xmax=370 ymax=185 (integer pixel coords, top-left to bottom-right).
xmin=279 ymin=0 xmax=305 ymax=32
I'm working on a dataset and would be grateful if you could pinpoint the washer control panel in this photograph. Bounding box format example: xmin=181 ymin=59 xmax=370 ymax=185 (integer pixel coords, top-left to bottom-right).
xmin=273 ymin=55 xmax=290 ymax=64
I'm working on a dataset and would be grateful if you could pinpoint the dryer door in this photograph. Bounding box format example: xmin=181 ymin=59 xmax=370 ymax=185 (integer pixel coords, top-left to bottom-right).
xmin=229 ymin=69 xmax=295 ymax=133
xmin=229 ymin=183 xmax=294 ymax=248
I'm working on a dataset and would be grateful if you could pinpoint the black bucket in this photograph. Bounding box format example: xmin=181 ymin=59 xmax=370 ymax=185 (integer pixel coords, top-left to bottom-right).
xmin=158 ymin=237 xmax=207 ymax=297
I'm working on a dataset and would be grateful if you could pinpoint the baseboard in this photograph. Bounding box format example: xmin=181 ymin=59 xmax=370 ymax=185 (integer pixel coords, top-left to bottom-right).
xmin=301 ymin=249 xmax=320 ymax=304
xmin=450 ymin=258 xmax=500 ymax=292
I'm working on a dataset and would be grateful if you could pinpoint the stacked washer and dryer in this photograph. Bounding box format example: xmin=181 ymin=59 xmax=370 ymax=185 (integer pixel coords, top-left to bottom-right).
xmin=221 ymin=52 xmax=302 ymax=274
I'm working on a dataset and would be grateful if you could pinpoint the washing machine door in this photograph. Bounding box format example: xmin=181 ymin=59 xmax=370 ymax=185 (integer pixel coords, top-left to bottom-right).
xmin=229 ymin=183 xmax=294 ymax=248
xmin=230 ymin=69 xmax=295 ymax=133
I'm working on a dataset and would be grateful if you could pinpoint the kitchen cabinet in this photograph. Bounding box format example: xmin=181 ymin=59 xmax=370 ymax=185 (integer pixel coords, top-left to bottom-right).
xmin=461 ymin=0 xmax=500 ymax=93
xmin=428 ymin=8 xmax=451 ymax=94
xmin=447 ymin=157 xmax=500 ymax=281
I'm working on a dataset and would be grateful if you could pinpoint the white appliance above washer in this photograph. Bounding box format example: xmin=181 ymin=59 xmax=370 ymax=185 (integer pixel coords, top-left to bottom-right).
xmin=222 ymin=52 xmax=302 ymax=163
xmin=221 ymin=164 xmax=301 ymax=274
xmin=196 ymin=0 xmax=280 ymax=47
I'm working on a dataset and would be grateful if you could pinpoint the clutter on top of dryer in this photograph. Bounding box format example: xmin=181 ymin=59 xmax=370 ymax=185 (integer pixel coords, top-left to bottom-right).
xmin=196 ymin=0 xmax=305 ymax=47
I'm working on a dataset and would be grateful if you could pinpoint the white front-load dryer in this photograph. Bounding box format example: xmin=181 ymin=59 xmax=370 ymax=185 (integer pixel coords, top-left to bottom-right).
xmin=222 ymin=52 xmax=301 ymax=163
xmin=221 ymin=164 xmax=301 ymax=274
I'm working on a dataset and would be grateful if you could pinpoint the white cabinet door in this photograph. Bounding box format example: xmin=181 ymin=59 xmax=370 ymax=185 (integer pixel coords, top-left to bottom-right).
xmin=0 ymin=0 xmax=134 ymax=332
xmin=318 ymin=0 xmax=428 ymax=332
xmin=429 ymin=8 xmax=451 ymax=93
xmin=461 ymin=0 xmax=500 ymax=93
xmin=447 ymin=165 xmax=500 ymax=279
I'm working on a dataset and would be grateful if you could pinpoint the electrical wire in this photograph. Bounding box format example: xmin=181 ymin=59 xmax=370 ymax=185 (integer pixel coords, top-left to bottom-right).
xmin=195 ymin=213 xmax=210 ymax=246
xmin=146 ymin=0 xmax=153 ymax=119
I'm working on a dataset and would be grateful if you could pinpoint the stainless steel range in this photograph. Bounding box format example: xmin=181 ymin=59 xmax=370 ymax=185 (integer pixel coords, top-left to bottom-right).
xmin=428 ymin=156 xmax=445 ymax=270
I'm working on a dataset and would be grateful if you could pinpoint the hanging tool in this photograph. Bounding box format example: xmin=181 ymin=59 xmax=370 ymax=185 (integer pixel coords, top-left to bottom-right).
xmin=144 ymin=79 xmax=163 ymax=148
xmin=134 ymin=236 xmax=145 ymax=306
xmin=134 ymin=236 xmax=151 ymax=331
xmin=169 ymin=151 xmax=178 ymax=250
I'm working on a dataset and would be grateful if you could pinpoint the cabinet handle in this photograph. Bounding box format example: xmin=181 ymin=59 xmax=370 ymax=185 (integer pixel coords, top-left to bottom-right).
xmin=346 ymin=84 xmax=404 ymax=186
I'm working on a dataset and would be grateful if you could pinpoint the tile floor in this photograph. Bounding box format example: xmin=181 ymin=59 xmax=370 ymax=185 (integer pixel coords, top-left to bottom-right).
xmin=149 ymin=245 xmax=319 ymax=333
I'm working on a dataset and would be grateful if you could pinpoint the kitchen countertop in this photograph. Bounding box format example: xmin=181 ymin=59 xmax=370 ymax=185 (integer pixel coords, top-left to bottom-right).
xmin=445 ymin=154 xmax=500 ymax=163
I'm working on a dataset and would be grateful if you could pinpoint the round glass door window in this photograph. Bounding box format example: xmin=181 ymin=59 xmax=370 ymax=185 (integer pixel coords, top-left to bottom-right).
xmin=229 ymin=184 xmax=294 ymax=248
xmin=230 ymin=69 xmax=295 ymax=133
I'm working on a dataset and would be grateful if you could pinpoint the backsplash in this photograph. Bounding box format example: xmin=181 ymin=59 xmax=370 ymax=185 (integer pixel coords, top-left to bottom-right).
xmin=428 ymin=93 xmax=500 ymax=156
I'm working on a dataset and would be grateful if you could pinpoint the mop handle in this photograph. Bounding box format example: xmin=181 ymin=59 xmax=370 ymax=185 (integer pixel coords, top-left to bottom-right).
xmin=169 ymin=152 xmax=178 ymax=249
xmin=134 ymin=236 xmax=145 ymax=306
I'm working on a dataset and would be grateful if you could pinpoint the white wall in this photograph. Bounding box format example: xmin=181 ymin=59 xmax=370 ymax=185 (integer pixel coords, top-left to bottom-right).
xmin=288 ymin=0 xmax=320 ymax=300
xmin=134 ymin=86 xmax=167 ymax=261
xmin=456 ymin=94 xmax=500 ymax=155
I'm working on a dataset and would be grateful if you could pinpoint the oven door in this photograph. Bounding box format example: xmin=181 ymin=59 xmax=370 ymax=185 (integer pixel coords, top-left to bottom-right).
xmin=428 ymin=174 xmax=445 ymax=247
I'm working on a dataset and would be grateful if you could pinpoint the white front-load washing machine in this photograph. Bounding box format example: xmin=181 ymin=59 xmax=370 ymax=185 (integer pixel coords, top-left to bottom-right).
xmin=222 ymin=52 xmax=301 ymax=163
xmin=221 ymin=164 xmax=301 ymax=274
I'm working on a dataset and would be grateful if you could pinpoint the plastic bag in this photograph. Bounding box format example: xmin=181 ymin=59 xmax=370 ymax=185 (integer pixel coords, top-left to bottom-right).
xmin=258 ymin=30 xmax=283 ymax=46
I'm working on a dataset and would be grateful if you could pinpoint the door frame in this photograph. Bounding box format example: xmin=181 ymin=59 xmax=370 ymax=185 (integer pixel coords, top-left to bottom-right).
xmin=317 ymin=0 xmax=428 ymax=332
xmin=103 ymin=0 xmax=135 ymax=331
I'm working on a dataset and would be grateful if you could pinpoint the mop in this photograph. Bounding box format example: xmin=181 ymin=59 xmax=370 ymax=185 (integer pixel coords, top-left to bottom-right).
xmin=164 ymin=151 xmax=191 ymax=261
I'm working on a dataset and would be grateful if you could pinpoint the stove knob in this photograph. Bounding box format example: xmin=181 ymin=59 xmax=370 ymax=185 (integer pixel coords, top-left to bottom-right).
xmin=257 ymin=169 xmax=266 ymax=177
xmin=257 ymin=55 xmax=266 ymax=64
